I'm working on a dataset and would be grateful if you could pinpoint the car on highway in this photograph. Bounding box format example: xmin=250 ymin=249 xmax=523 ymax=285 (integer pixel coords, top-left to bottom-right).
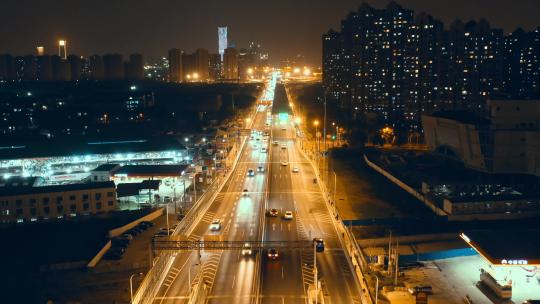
xmin=281 ymin=161 xmax=289 ymax=166
xmin=261 ymin=147 xmax=267 ymax=153
xmin=273 ymin=141 xmax=279 ymax=145
xmin=257 ymin=165 xmax=264 ymax=172
xmin=242 ymin=189 xmax=249 ymax=196
xmin=292 ymin=167 xmax=299 ymax=173
xmin=210 ymin=219 xmax=221 ymax=231
xmin=247 ymin=168 xmax=255 ymax=176
xmin=281 ymin=144 xmax=287 ymax=149
xmin=268 ymin=208 xmax=279 ymax=217
xmin=267 ymin=248 xmax=279 ymax=260
xmin=313 ymin=238 xmax=325 ymax=252
xmin=241 ymin=243 xmax=253 ymax=256
xmin=283 ymin=211 xmax=294 ymax=220
xmin=281 ymin=127 xmax=286 ymax=131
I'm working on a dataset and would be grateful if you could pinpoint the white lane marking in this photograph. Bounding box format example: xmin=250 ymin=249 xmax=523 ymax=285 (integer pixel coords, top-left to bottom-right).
xmin=280 ymin=223 xmax=283 ymax=231
xmin=232 ymin=275 xmax=236 ymax=289
xmin=272 ymin=223 xmax=276 ymax=231
xmin=281 ymin=266 xmax=285 ymax=279
xmin=288 ymin=223 xmax=291 ymax=232
xmin=250 ymin=228 xmax=254 ymax=236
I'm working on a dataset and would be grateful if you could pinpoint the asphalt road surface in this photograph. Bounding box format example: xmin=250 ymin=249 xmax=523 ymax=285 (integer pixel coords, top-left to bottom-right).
xmin=153 ymin=82 xmax=361 ymax=303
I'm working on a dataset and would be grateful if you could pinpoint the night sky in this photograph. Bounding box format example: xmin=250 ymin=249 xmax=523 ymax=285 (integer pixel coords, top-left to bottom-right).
xmin=1 ymin=0 xmax=538 ymax=65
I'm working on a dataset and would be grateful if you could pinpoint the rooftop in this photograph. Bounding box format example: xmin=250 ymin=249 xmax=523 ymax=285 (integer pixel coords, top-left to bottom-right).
xmin=461 ymin=229 xmax=540 ymax=265
xmin=0 ymin=181 xmax=115 ymax=197
xmin=91 ymin=163 xmax=120 ymax=172
xmin=0 ymin=137 xmax=185 ymax=160
xmin=114 ymin=164 xmax=188 ymax=177
xmin=429 ymin=110 xmax=490 ymax=126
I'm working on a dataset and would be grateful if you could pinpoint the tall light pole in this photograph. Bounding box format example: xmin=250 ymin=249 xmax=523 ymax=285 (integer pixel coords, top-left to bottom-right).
xmin=323 ymin=91 xmax=327 ymax=154
xmin=313 ymin=241 xmax=319 ymax=304
xmin=375 ymin=274 xmax=379 ymax=304
xmin=314 ymin=120 xmax=320 ymax=172
xmin=129 ymin=272 xmax=143 ymax=303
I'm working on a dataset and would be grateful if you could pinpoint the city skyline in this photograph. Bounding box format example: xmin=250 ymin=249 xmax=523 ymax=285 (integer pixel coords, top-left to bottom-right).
xmin=1 ymin=0 xmax=539 ymax=64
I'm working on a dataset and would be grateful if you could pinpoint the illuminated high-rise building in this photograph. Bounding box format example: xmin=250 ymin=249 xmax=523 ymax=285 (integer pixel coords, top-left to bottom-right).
xmin=218 ymin=27 xmax=228 ymax=61
xmin=168 ymin=48 xmax=183 ymax=83
xmin=223 ymin=47 xmax=239 ymax=80
xmin=36 ymin=46 xmax=45 ymax=56
xmin=58 ymin=40 xmax=67 ymax=60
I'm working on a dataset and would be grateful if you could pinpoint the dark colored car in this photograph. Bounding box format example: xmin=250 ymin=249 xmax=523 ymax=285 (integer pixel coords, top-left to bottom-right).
xmin=140 ymin=221 xmax=155 ymax=227
xmin=268 ymin=208 xmax=279 ymax=217
xmin=313 ymin=238 xmax=325 ymax=252
xmin=267 ymin=248 xmax=279 ymax=260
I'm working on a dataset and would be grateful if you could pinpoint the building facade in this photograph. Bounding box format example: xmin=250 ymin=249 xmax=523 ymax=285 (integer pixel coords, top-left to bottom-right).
xmin=422 ymin=100 xmax=540 ymax=177
xmin=323 ymin=1 xmax=540 ymax=130
xmin=223 ymin=47 xmax=239 ymax=80
xmin=0 ymin=181 xmax=117 ymax=223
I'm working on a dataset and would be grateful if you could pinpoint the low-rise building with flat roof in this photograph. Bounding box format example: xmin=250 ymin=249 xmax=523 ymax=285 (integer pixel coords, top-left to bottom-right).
xmin=0 ymin=181 xmax=117 ymax=223
xmin=422 ymin=100 xmax=540 ymax=177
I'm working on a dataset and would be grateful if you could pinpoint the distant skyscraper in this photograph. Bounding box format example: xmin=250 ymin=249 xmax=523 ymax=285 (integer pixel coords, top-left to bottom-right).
xmin=23 ymin=55 xmax=37 ymax=80
xmin=195 ymin=48 xmax=210 ymax=81
xmin=0 ymin=54 xmax=16 ymax=81
xmin=89 ymin=55 xmax=105 ymax=80
xmin=223 ymin=47 xmax=239 ymax=80
xmin=37 ymin=55 xmax=53 ymax=81
xmin=58 ymin=40 xmax=67 ymax=60
xmin=68 ymin=55 xmax=82 ymax=81
xmin=36 ymin=46 xmax=45 ymax=56
xmin=209 ymin=53 xmax=222 ymax=81
xmin=218 ymin=27 xmax=228 ymax=61
xmin=103 ymin=54 xmax=124 ymax=80
xmin=168 ymin=48 xmax=183 ymax=83
xmin=52 ymin=55 xmax=71 ymax=81
xmin=125 ymin=53 xmax=144 ymax=80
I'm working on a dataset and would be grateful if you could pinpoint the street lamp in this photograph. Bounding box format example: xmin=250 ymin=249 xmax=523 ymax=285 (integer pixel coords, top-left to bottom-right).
xmin=129 ymin=272 xmax=144 ymax=303
xmin=313 ymin=120 xmax=320 ymax=153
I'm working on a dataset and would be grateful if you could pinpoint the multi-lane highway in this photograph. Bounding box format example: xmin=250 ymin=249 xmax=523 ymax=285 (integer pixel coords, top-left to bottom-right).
xmin=152 ymin=79 xmax=362 ymax=304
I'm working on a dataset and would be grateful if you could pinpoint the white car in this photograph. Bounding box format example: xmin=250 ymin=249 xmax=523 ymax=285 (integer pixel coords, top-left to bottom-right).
xmin=210 ymin=219 xmax=221 ymax=231
xmin=281 ymin=144 xmax=287 ymax=149
xmin=247 ymin=168 xmax=255 ymax=176
xmin=292 ymin=167 xmax=299 ymax=173
xmin=281 ymin=161 xmax=289 ymax=166
xmin=242 ymin=189 xmax=249 ymax=196
xmin=283 ymin=211 xmax=293 ymax=220
xmin=241 ymin=243 xmax=253 ymax=256
xmin=261 ymin=147 xmax=267 ymax=153
xmin=273 ymin=141 xmax=279 ymax=146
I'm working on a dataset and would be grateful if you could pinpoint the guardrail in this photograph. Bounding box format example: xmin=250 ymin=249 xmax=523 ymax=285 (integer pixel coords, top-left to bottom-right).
xmin=132 ymin=106 xmax=257 ymax=304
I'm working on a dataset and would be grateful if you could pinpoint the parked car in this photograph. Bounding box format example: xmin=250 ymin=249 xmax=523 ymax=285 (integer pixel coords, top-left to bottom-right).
xmin=140 ymin=221 xmax=154 ymax=227
xmin=119 ymin=234 xmax=134 ymax=241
